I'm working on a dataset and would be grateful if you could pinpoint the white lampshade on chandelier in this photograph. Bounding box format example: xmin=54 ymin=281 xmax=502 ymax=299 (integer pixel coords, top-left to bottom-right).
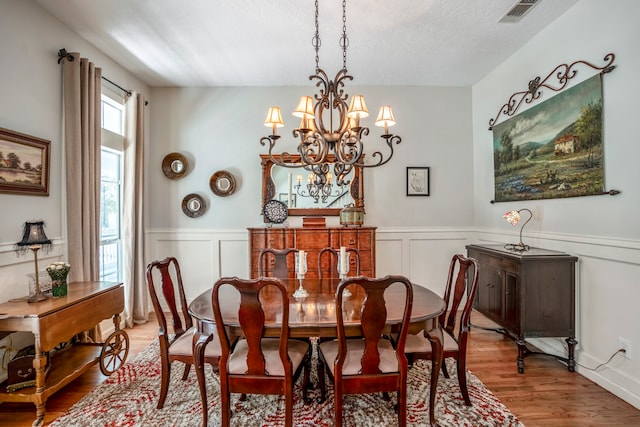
xmin=260 ymin=0 xmax=401 ymax=187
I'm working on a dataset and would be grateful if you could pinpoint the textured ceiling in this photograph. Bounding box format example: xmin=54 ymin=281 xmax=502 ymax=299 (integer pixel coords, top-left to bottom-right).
xmin=36 ymin=0 xmax=578 ymax=87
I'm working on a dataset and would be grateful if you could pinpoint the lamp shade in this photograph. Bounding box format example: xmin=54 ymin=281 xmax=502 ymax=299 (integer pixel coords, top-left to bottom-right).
xmin=347 ymin=95 xmax=369 ymax=119
xmin=264 ymin=107 xmax=284 ymax=128
xmin=293 ymin=96 xmax=315 ymax=119
xmin=15 ymin=221 xmax=51 ymax=249
xmin=375 ymin=105 xmax=396 ymax=128
xmin=503 ymin=210 xmax=521 ymax=226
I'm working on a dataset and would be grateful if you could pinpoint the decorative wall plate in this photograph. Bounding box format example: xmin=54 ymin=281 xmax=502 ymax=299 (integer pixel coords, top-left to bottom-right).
xmin=210 ymin=170 xmax=237 ymax=197
xmin=162 ymin=152 xmax=188 ymax=179
xmin=263 ymin=199 xmax=288 ymax=224
xmin=181 ymin=193 xmax=206 ymax=218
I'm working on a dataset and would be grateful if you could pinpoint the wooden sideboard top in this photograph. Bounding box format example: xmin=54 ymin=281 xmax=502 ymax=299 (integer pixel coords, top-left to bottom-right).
xmin=466 ymin=243 xmax=577 ymax=261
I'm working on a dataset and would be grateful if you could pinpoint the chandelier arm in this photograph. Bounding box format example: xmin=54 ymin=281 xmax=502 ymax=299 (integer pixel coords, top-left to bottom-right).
xmin=356 ymin=134 xmax=402 ymax=168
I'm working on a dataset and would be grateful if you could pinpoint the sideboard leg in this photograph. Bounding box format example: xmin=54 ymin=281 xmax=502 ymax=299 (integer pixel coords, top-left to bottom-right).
xmin=516 ymin=340 xmax=526 ymax=373
xmin=566 ymin=337 xmax=577 ymax=372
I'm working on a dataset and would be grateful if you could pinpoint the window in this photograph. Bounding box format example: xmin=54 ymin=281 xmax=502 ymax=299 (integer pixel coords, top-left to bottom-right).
xmin=100 ymin=92 xmax=124 ymax=281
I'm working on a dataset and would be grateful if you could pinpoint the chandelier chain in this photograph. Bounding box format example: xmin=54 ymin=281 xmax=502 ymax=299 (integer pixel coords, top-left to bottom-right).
xmin=341 ymin=0 xmax=348 ymax=71
xmin=313 ymin=0 xmax=321 ymax=73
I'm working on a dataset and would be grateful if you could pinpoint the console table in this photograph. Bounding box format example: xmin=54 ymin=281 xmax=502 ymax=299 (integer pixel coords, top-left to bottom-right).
xmin=0 ymin=281 xmax=127 ymax=426
xmin=248 ymin=226 xmax=376 ymax=279
xmin=466 ymin=244 xmax=578 ymax=373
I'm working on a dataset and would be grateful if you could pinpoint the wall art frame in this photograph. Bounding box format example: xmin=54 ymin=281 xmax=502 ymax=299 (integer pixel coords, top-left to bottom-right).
xmin=0 ymin=128 xmax=50 ymax=196
xmin=488 ymin=53 xmax=620 ymax=203
xmin=406 ymin=167 xmax=430 ymax=196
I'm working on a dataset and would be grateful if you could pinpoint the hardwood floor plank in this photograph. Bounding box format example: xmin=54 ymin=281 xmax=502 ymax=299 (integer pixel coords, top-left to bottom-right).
xmin=1 ymin=311 xmax=639 ymax=426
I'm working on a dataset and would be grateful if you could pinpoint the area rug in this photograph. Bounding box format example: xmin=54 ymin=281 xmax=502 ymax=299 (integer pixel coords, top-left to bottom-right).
xmin=51 ymin=340 xmax=524 ymax=426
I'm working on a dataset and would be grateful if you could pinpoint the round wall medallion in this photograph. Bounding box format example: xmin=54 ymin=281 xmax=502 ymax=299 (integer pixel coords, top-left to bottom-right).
xmin=263 ymin=199 xmax=288 ymax=224
xmin=181 ymin=193 xmax=206 ymax=218
xmin=162 ymin=152 xmax=189 ymax=179
xmin=210 ymin=170 xmax=237 ymax=197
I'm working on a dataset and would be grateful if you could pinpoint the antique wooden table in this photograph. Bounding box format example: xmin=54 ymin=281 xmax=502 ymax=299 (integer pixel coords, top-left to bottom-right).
xmin=189 ymin=277 xmax=446 ymax=427
xmin=0 ymin=281 xmax=127 ymax=426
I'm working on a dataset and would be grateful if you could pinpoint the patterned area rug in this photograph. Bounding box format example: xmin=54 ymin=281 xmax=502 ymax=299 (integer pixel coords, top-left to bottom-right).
xmin=51 ymin=340 xmax=524 ymax=426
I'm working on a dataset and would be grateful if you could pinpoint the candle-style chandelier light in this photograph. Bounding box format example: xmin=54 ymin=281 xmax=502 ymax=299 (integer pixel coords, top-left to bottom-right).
xmin=260 ymin=0 xmax=401 ymax=185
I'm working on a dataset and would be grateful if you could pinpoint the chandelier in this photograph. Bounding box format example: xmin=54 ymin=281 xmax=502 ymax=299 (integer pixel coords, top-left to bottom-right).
xmin=260 ymin=0 xmax=401 ymax=186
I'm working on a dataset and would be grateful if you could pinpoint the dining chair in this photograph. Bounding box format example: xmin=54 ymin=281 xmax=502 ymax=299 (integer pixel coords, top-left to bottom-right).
xmin=211 ymin=276 xmax=311 ymax=427
xmin=318 ymin=275 xmax=414 ymax=427
xmin=145 ymin=257 xmax=222 ymax=410
xmin=403 ymin=254 xmax=479 ymax=406
xmin=317 ymin=247 xmax=361 ymax=279
xmin=258 ymin=248 xmax=298 ymax=280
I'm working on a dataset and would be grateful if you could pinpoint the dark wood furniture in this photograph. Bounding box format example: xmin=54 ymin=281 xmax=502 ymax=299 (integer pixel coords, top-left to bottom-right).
xmin=403 ymin=254 xmax=480 ymax=406
xmin=317 ymin=247 xmax=361 ymax=279
xmin=0 ymin=282 xmax=126 ymax=426
xmin=189 ymin=277 xmax=446 ymax=427
xmin=248 ymin=226 xmax=375 ymax=279
xmin=258 ymin=248 xmax=299 ymax=280
xmin=146 ymin=257 xmax=221 ymax=419
xmin=211 ymin=277 xmax=311 ymax=427
xmin=466 ymin=244 xmax=578 ymax=373
xmin=318 ymin=276 xmax=414 ymax=427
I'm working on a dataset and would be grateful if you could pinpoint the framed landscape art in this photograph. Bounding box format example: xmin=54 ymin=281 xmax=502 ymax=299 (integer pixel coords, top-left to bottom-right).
xmin=0 ymin=128 xmax=50 ymax=196
xmin=492 ymin=74 xmax=604 ymax=202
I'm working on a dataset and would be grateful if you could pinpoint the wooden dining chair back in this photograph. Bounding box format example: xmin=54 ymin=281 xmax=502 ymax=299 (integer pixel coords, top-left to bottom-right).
xmin=317 ymin=247 xmax=361 ymax=279
xmin=403 ymin=253 xmax=479 ymax=406
xmin=318 ymin=275 xmax=414 ymax=427
xmin=211 ymin=276 xmax=311 ymax=427
xmin=145 ymin=257 xmax=221 ymax=409
xmin=258 ymin=248 xmax=298 ymax=280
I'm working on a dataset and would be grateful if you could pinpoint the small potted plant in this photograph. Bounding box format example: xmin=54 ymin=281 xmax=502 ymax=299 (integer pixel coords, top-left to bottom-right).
xmin=46 ymin=261 xmax=71 ymax=297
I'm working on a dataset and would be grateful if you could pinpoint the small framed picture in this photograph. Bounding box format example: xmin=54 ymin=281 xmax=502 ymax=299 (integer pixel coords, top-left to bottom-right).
xmin=406 ymin=167 xmax=430 ymax=196
xmin=0 ymin=128 xmax=50 ymax=196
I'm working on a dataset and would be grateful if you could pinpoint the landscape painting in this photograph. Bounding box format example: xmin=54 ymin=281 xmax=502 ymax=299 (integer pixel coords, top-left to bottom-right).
xmin=0 ymin=128 xmax=50 ymax=196
xmin=492 ymin=74 xmax=604 ymax=202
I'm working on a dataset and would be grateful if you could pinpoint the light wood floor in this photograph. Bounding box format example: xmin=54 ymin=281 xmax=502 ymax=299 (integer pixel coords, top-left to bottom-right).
xmin=1 ymin=311 xmax=639 ymax=426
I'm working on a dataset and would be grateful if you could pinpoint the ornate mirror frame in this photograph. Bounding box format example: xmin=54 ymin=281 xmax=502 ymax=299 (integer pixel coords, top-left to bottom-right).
xmin=260 ymin=154 xmax=364 ymax=217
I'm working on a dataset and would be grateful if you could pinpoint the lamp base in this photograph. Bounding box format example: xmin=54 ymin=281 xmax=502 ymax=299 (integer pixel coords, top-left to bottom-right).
xmin=27 ymin=292 xmax=49 ymax=303
xmin=504 ymin=243 xmax=530 ymax=252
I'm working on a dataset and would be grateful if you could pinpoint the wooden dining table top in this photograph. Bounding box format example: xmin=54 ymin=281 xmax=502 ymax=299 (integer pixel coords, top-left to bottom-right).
xmin=188 ymin=277 xmax=446 ymax=338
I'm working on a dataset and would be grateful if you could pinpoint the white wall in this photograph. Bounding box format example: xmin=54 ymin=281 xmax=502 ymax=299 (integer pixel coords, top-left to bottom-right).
xmin=472 ymin=0 xmax=640 ymax=408
xmin=147 ymin=85 xmax=473 ymax=230
xmin=0 ymin=0 xmax=149 ymax=300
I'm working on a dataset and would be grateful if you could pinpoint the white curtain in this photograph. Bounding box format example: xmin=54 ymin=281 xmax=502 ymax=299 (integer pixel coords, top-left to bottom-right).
xmin=122 ymin=92 xmax=148 ymax=328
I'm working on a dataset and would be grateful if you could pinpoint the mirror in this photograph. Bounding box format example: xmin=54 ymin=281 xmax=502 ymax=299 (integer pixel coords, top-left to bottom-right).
xmin=182 ymin=193 xmax=206 ymax=218
xmin=260 ymin=154 xmax=364 ymax=216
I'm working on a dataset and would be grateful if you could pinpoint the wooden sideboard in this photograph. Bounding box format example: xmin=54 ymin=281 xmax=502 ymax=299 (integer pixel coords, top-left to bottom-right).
xmin=248 ymin=226 xmax=376 ymax=279
xmin=466 ymin=244 xmax=578 ymax=373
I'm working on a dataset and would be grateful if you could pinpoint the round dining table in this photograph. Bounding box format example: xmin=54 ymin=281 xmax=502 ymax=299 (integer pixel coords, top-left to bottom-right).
xmin=188 ymin=277 xmax=446 ymax=427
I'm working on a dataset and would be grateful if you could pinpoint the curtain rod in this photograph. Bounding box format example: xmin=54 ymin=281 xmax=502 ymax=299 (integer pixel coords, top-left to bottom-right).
xmin=57 ymin=48 xmax=148 ymax=105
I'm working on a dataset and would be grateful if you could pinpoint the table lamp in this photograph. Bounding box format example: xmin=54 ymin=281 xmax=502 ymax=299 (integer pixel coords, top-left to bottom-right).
xmin=503 ymin=209 xmax=532 ymax=252
xmin=15 ymin=221 xmax=52 ymax=303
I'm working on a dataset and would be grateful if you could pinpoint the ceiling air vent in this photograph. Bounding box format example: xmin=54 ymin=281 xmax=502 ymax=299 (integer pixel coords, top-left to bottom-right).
xmin=499 ymin=0 xmax=541 ymax=23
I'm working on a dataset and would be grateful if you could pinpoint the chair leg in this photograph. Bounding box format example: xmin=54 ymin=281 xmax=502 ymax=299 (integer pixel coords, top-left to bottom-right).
xmin=398 ymin=387 xmax=407 ymax=427
xmin=441 ymin=360 xmax=450 ymax=379
xmin=182 ymin=363 xmax=191 ymax=380
xmin=334 ymin=383 xmax=343 ymax=427
xmin=220 ymin=381 xmax=231 ymax=427
xmin=457 ymin=356 xmax=472 ymax=406
xmin=157 ymin=356 xmax=171 ymax=409
xmin=285 ymin=386 xmax=293 ymax=427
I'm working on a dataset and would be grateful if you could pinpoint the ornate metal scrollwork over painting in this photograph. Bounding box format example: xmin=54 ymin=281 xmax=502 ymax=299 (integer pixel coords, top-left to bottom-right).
xmin=488 ymin=53 xmax=616 ymax=131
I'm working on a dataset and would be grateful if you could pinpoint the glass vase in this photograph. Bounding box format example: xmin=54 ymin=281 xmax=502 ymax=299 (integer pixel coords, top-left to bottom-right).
xmin=51 ymin=279 xmax=68 ymax=297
